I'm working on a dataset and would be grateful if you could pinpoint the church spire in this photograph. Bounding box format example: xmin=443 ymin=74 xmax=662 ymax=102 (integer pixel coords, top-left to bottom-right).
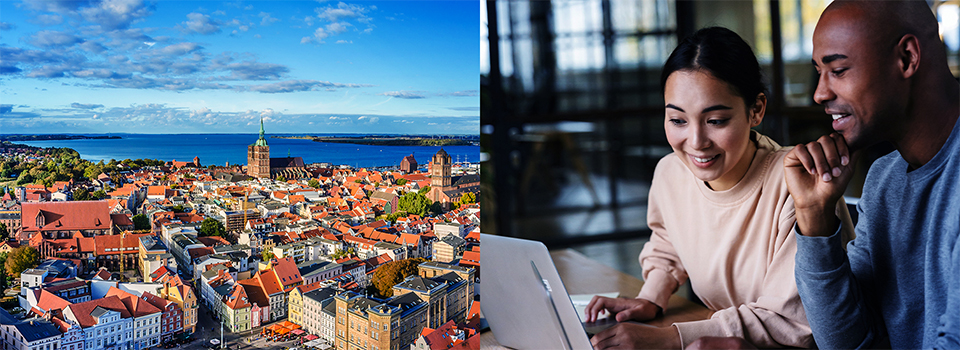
xmin=254 ymin=117 xmax=268 ymax=146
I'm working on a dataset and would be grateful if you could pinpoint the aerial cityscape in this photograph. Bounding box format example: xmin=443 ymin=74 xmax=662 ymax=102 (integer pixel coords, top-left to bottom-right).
xmin=0 ymin=1 xmax=480 ymax=350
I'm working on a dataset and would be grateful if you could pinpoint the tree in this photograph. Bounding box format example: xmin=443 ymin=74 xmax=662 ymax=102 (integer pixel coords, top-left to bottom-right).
xmin=91 ymin=189 xmax=107 ymax=200
xmin=132 ymin=214 xmax=150 ymax=231
xmin=354 ymin=179 xmax=363 ymax=184
xmin=370 ymin=258 xmax=428 ymax=298
xmin=0 ymin=223 xmax=7 ymax=240
xmin=399 ymin=191 xmax=431 ymax=217
xmin=330 ymin=247 xmax=356 ymax=260
xmin=430 ymin=201 xmax=443 ymax=215
xmin=262 ymin=250 xmax=275 ymax=262
xmin=307 ymin=179 xmax=321 ymax=189
xmin=72 ymin=188 xmax=91 ymax=201
xmin=276 ymin=175 xmax=286 ymax=182
xmin=395 ymin=178 xmax=407 ymax=186
xmin=459 ymin=192 xmax=477 ymax=205
xmin=198 ymin=218 xmax=226 ymax=237
xmin=5 ymin=246 xmax=39 ymax=276
xmin=418 ymin=186 xmax=431 ymax=196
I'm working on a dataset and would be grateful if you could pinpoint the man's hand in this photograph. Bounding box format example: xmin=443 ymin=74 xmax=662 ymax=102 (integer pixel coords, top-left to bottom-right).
xmin=783 ymin=133 xmax=857 ymax=236
xmin=590 ymin=324 xmax=681 ymax=350
xmin=687 ymin=337 xmax=757 ymax=350
xmin=585 ymin=296 xmax=661 ymax=323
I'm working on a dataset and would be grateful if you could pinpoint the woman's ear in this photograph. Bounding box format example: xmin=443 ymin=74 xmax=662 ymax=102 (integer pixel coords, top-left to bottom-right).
xmin=750 ymin=93 xmax=767 ymax=127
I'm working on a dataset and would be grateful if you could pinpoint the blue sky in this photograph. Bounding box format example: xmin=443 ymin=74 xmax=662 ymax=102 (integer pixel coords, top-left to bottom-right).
xmin=0 ymin=0 xmax=479 ymax=134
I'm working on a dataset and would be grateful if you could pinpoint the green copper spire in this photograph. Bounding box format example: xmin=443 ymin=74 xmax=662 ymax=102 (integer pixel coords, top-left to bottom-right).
xmin=254 ymin=117 xmax=268 ymax=146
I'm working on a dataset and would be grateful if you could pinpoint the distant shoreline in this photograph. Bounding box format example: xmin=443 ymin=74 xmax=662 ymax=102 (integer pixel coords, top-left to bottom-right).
xmin=1 ymin=135 xmax=122 ymax=142
xmin=272 ymin=135 xmax=477 ymax=147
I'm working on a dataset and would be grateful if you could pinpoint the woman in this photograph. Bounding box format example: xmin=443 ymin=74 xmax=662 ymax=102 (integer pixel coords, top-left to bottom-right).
xmin=585 ymin=27 xmax=851 ymax=349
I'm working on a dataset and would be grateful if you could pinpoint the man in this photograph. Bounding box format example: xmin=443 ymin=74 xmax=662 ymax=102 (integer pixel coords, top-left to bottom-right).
xmin=784 ymin=1 xmax=960 ymax=349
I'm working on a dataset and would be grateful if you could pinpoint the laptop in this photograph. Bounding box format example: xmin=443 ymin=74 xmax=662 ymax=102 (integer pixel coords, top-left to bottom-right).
xmin=481 ymin=234 xmax=647 ymax=350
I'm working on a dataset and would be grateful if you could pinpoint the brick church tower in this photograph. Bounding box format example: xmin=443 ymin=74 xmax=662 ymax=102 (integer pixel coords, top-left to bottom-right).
xmin=247 ymin=118 xmax=270 ymax=178
xmin=429 ymin=148 xmax=452 ymax=203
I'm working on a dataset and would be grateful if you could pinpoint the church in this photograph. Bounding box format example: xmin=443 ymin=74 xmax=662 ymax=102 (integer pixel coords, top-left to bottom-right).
xmin=247 ymin=119 xmax=310 ymax=179
xmin=428 ymin=148 xmax=480 ymax=210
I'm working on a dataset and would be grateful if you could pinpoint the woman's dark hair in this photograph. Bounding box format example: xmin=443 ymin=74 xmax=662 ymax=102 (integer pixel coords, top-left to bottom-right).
xmin=660 ymin=27 xmax=767 ymax=108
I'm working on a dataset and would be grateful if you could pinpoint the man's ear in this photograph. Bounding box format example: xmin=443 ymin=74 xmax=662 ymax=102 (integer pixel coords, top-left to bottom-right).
xmin=897 ymin=34 xmax=921 ymax=79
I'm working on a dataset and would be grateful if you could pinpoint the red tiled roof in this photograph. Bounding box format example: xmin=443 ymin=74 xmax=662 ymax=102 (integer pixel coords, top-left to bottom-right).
xmin=34 ymin=289 xmax=72 ymax=316
xmin=223 ymin=284 xmax=251 ymax=309
xmin=238 ymin=276 xmax=269 ymax=308
xmin=67 ymin=296 xmax=131 ymax=328
xmin=272 ymin=257 xmax=302 ymax=288
xmin=106 ymin=287 xmax=161 ymax=317
xmin=111 ymin=213 xmax=134 ymax=226
xmin=147 ymin=186 xmax=167 ymax=196
xmin=141 ymin=291 xmax=174 ymax=311
xmin=258 ymin=270 xmax=283 ymax=296
xmin=187 ymin=247 xmax=216 ymax=260
xmin=94 ymin=233 xmax=151 ymax=255
xmin=150 ymin=266 xmax=175 ymax=281
xmin=21 ymin=201 xmax=112 ymax=232
xmin=420 ymin=320 xmax=479 ymax=350
xmin=94 ymin=268 xmax=112 ymax=280
xmin=461 ymin=250 xmax=480 ymax=263
xmin=197 ymin=236 xmax=229 ymax=247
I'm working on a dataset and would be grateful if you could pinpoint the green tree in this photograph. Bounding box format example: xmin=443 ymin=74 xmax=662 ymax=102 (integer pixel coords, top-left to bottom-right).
xmin=386 ymin=211 xmax=408 ymax=222
xmin=91 ymin=189 xmax=107 ymax=200
xmin=262 ymin=250 xmax=275 ymax=262
xmin=330 ymin=248 xmax=356 ymax=260
xmin=198 ymin=218 xmax=226 ymax=237
xmin=395 ymin=178 xmax=407 ymax=186
xmin=0 ymin=223 xmax=6 ymax=240
xmin=307 ymin=179 xmax=321 ymax=189
xmin=418 ymin=186 xmax=431 ymax=195
xmin=370 ymin=258 xmax=428 ymax=298
xmin=0 ymin=252 xmax=8 ymax=291
xmin=132 ymin=214 xmax=151 ymax=231
xmin=72 ymin=188 xmax=92 ymax=201
xmin=430 ymin=201 xmax=443 ymax=215
xmin=354 ymin=179 xmax=363 ymax=183
xmin=399 ymin=191 xmax=431 ymax=217
xmin=459 ymin=192 xmax=477 ymax=205
xmin=276 ymin=175 xmax=286 ymax=182
xmin=5 ymin=246 xmax=39 ymax=276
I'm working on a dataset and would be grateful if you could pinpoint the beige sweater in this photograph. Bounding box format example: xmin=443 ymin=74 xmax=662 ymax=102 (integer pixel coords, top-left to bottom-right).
xmin=637 ymin=132 xmax=812 ymax=348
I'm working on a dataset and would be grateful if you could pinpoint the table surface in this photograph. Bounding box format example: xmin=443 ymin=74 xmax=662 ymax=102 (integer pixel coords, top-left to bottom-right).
xmin=480 ymin=249 xmax=712 ymax=349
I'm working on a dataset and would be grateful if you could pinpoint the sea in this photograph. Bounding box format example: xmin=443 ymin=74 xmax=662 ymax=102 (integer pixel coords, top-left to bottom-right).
xmin=15 ymin=134 xmax=480 ymax=169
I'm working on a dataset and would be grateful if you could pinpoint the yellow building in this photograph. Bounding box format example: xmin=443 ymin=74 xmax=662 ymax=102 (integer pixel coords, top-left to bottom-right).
xmin=417 ymin=261 xmax=476 ymax=303
xmin=160 ymin=275 xmax=199 ymax=333
xmin=334 ymin=292 xmax=428 ymax=350
xmin=223 ymin=284 xmax=252 ymax=332
xmin=391 ymin=271 xmax=472 ymax=329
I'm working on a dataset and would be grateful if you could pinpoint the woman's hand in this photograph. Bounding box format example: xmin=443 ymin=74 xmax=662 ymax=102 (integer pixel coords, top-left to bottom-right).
xmin=590 ymin=324 xmax=681 ymax=350
xmin=585 ymin=296 xmax=661 ymax=323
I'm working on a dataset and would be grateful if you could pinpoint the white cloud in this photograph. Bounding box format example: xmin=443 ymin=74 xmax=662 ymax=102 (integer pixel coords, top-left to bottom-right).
xmin=379 ymin=91 xmax=426 ymax=99
xmin=259 ymin=12 xmax=279 ymax=26
xmin=182 ymin=12 xmax=220 ymax=34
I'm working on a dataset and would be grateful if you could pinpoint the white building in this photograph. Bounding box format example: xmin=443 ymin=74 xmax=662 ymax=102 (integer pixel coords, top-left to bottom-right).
xmin=63 ymin=296 xmax=133 ymax=350
xmin=0 ymin=309 xmax=62 ymax=350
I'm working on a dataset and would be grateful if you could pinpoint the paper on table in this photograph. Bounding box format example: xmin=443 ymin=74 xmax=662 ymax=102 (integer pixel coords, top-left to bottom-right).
xmin=570 ymin=292 xmax=619 ymax=321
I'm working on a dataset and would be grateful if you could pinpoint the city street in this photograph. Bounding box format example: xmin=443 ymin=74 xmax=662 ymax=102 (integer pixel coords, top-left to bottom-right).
xmin=177 ymin=303 xmax=328 ymax=350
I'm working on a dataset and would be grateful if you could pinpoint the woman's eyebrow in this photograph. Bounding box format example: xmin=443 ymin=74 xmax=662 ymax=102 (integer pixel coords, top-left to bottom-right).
xmin=702 ymin=104 xmax=732 ymax=113
xmin=665 ymin=104 xmax=685 ymax=112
